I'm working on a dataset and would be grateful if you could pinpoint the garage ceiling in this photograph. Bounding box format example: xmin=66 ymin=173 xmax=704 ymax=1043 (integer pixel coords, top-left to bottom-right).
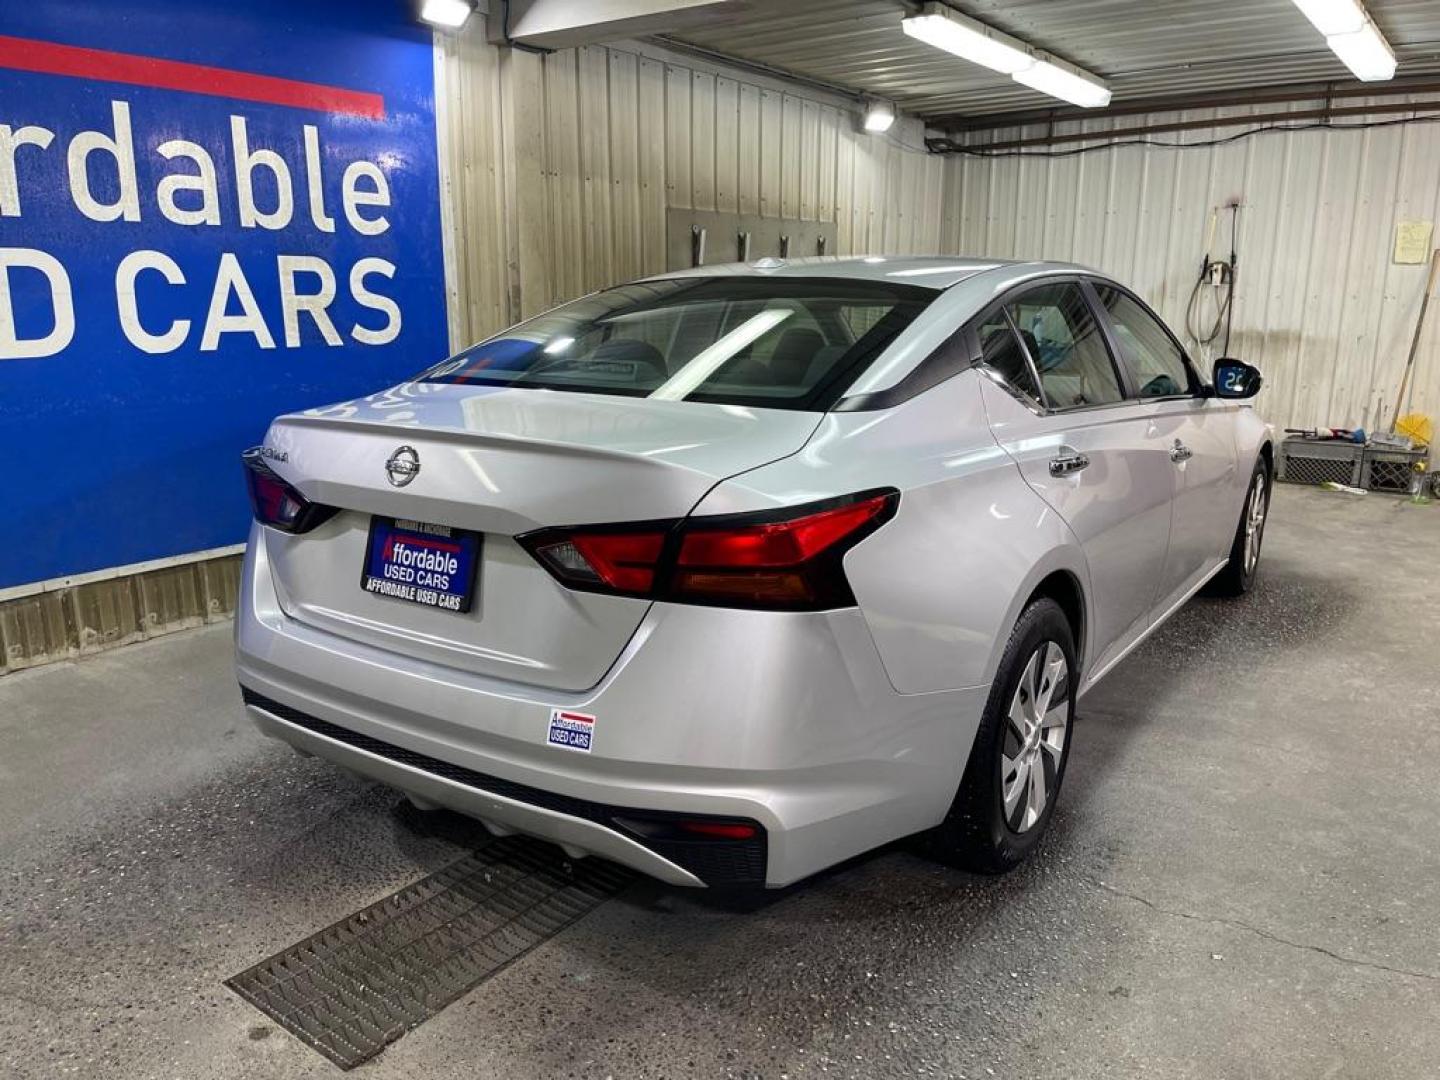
xmin=665 ymin=0 xmax=1440 ymax=125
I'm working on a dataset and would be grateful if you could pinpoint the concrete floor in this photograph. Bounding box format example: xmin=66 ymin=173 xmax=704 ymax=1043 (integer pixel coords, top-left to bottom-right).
xmin=2 ymin=485 xmax=1437 ymax=1079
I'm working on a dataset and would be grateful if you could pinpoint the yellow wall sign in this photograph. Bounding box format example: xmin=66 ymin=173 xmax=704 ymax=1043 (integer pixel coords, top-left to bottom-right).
xmin=1393 ymin=219 xmax=1434 ymax=264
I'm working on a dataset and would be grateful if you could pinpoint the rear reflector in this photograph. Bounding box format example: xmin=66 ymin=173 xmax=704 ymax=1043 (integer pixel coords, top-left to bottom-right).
xmin=241 ymin=448 xmax=337 ymax=534
xmin=519 ymin=489 xmax=898 ymax=611
xmin=612 ymin=815 xmax=760 ymax=842
xmin=675 ymin=821 xmax=758 ymax=840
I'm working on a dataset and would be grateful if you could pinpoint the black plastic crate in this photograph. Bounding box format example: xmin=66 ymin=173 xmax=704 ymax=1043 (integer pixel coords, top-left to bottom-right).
xmin=1361 ymin=447 xmax=1428 ymax=492
xmin=1277 ymin=438 xmax=1363 ymax=487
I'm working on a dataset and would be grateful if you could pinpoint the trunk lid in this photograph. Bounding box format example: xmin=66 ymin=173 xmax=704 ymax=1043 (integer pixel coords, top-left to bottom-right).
xmin=259 ymin=384 xmax=822 ymax=691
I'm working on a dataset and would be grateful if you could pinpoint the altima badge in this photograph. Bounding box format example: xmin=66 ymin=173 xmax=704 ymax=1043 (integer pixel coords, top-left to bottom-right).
xmin=385 ymin=445 xmax=421 ymax=487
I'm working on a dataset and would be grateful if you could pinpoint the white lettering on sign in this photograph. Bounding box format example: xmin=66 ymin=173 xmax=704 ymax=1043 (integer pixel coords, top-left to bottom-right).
xmin=0 ymin=124 xmax=55 ymax=217
xmin=156 ymin=139 xmax=221 ymax=227
xmin=342 ymin=160 xmax=390 ymax=236
xmin=278 ymin=255 xmax=342 ymax=348
xmin=201 ymin=252 xmax=275 ymax=351
xmin=0 ymin=248 xmax=74 ymax=358
xmin=0 ymin=97 xmax=405 ymax=359
xmin=68 ymin=101 xmax=142 ymax=224
xmin=116 ymin=250 xmax=189 ymax=354
xmin=303 ymin=125 xmax=336 ymax=234
xmin=231 ymin=115 xmax=293 ymax=231
xmin=350 ymin=258 xmax=401 ymax=345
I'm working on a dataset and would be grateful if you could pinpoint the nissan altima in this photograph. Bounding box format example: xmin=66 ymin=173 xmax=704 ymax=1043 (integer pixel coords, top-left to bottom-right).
xmin=235 ymin=256 xmax=1271 ymax=888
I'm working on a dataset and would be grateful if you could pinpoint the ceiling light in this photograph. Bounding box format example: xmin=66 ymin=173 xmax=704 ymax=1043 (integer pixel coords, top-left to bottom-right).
xmin=1013 ymin=59 xmax=1113 ymax=108
xmin=901 ymin=3 xmax=1033 ymax=75
xmin=1290 ymin=0 xmax=1367 ymax=36
xmin=863 ymin=101 xmax=896 ymax=133
xmin=1288 ymin=0 xmax=1396 ymax=82
xmin=420 ymin=0 xmax=474 ymax=30
xmin=1326 ymin=21 xmax=1397 ymax=80
xmin=900 ymin=2 xmax=1112 ymax=108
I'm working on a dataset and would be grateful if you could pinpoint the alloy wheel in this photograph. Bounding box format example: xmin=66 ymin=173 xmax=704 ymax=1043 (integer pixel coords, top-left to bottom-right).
xmin=1243 ymin=474 xmax=1267 ymax=574
xmin=1001 ymin=641 xmax=1070 ymax=833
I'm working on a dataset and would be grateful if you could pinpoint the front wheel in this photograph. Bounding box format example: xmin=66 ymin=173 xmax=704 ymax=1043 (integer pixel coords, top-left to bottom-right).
xmin=1206 ymin=457 xmax=1271 ymax=597
xmin=925 ymin=598 xmax=1076 ymax=874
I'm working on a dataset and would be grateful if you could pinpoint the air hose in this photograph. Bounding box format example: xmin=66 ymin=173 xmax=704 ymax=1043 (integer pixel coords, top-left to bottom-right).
xmin=1186 ymin=203 xmax=1240 ymax=353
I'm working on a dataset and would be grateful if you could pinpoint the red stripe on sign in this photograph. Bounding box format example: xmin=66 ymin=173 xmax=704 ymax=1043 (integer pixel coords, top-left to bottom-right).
xmin=0 ymin=34 xmax=385 ymax=119
xmin=396 ymin=535 xmax=462 ymax=554
xmin=558 ymin=712 xmax=595 ymax=725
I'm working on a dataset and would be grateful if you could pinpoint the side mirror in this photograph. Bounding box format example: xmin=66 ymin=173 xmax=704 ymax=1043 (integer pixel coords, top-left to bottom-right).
xmin=1213 ymin=358 xmax=1262 ymax=399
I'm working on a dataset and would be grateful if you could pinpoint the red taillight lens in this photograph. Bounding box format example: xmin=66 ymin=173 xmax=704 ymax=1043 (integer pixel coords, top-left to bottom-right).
xmin=241 ymin=448 xmax=335 ymax=534
xmin=519 ymin=489 xmax=897 ymax=610
xmin=678 ymin=499 xmax=887 ymax=567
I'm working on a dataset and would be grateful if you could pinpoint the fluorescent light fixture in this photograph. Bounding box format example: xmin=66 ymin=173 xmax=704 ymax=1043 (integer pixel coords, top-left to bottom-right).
xmin=1326 ymin=21 xmax=1397 ymax=80
xmin=1013 ymin=59 xmax=1113 ymax=108
xmin=1288 ymin=0 xmax=1396 ymax=82
xmin=420 ymin=0 xmax=474 ymax=29
xmin=863 ymin=100 xmax=896 ymax=133
xmin=901 ymin=3 xmax=1033 ymax=75
xmin=901 ymin=2 xmax=1112 ymax=108
xmin=1290 ymin=0 xmax=1367 ymax=35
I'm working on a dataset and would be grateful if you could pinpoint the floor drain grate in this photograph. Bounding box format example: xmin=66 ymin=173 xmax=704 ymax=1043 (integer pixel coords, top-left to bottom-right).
xmin=226 ymin=836 xmax=633 ymax=1069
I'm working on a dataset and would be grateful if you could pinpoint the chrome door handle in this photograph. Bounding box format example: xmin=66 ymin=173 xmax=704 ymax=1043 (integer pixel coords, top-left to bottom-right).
xmin=1048 ymin=451 xmax=1090 ymax=477
xmin=1169 ymin=440 xmax=1193 ymax=463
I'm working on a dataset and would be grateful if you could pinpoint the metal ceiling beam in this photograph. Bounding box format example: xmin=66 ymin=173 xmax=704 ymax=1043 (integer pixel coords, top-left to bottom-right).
xmin=930 ymin=98 xmax=1440 ymax=153
xmin=925 ymin=75 xmax=1440 ymax=133
xmin=492 ymin=0 xmax=745 ymax=50
xmin=651 ymin=34 xmax=870 ymax=103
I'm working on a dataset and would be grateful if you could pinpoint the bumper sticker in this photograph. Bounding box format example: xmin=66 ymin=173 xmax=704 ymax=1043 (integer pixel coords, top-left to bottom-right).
xmin=547 ymin=709 xmax=595 ymax=753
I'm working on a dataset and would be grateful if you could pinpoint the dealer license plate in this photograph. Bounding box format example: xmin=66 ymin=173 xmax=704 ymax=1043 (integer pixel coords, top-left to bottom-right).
xmin=361 ymin=518 xmax=480 ymax=613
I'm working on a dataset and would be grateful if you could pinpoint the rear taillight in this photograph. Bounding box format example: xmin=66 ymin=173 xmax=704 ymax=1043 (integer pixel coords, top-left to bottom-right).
xmin=519 ymin=489 xmax=897 ymax=611
xmin=241 ymin=448 xmax=336 ymax=534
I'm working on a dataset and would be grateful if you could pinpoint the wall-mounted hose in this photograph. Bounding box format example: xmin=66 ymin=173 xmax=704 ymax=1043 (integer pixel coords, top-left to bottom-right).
xmin=1186 ymin=204 xmax=1241 ymax=354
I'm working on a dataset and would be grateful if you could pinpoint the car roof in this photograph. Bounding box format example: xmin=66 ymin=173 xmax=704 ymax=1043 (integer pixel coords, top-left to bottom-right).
xmin=642 ymin=255 xmax=1096 ymax=291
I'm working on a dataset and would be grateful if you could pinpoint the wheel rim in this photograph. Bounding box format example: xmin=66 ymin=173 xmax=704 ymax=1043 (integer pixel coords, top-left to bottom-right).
xmin=1001 ymin=640 xmax=1070 ymax=834
xmin=1243 ymin=474 xmax=1267 ymax=574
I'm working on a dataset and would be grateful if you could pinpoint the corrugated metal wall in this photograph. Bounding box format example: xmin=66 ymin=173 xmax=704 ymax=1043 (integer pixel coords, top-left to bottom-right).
xmin=0 ymin=555 xmax=241 ymax=675
xmin=435 ymin=26 xmax=947 ymax=350
xmin=940 ymin=101 xmax=1440 ymax=433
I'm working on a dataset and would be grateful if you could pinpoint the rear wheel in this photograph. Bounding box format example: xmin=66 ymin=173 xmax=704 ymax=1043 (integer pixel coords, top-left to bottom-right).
xmin=926 ymin=598 xmax=1076 ymax=874
xmin=1207 ymin=458 xmax=1271 ymax=597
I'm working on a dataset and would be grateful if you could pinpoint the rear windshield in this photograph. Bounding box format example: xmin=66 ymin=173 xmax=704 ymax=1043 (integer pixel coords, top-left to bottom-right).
xmin=421 ymin=277 xmax=936 ymax=410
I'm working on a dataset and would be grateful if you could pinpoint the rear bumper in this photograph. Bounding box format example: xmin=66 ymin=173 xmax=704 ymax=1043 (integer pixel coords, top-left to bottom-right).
xmin=235 ymin=527 xmax=987 ymax=887
xmin=241 ymin=688 xmax=763 ymax=886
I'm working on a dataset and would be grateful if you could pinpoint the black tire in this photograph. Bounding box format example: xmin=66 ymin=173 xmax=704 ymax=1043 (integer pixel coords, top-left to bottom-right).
xmin=925 ymin=598 xmax=1077 ymax=874
xmin=1206 ymin=457 xmax=1271 ymax=598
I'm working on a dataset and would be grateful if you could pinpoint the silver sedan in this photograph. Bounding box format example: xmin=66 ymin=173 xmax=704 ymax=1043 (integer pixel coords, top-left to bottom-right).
xmin=235 ymin=256 xmax=1272 ymax=888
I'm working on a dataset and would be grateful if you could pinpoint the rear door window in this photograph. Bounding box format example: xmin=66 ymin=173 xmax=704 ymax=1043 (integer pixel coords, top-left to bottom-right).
xmin=1005 ymin=283 xmax=1124 ymax=409
xmin=424 ymin=278 xmax=936 ymax=411
xmin=976 ymin=312 xmax=1042 ymax=405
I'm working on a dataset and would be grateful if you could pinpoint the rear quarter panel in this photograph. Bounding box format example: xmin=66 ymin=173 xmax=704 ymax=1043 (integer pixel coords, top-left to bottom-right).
xmin=693 ymin=369 xmax=1089 ymax=694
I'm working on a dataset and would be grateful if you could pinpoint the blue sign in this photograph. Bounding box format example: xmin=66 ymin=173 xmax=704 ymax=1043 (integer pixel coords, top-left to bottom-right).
xmin=0 ymin=0 xmax=450 ymax=588
xmin=362 ymin=518 xmax=481 ymax=613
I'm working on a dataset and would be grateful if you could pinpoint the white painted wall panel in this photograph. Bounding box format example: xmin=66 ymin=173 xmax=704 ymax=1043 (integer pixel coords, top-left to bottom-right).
xmin=941 ymin=102 xmax=1440 ymax=431
xmin=438 ymin=26 xmax=944 ymax=350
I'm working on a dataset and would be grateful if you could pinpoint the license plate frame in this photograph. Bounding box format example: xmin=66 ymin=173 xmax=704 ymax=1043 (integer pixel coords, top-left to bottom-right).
xmin=360 ymin=517 xmax=482 ymax=614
